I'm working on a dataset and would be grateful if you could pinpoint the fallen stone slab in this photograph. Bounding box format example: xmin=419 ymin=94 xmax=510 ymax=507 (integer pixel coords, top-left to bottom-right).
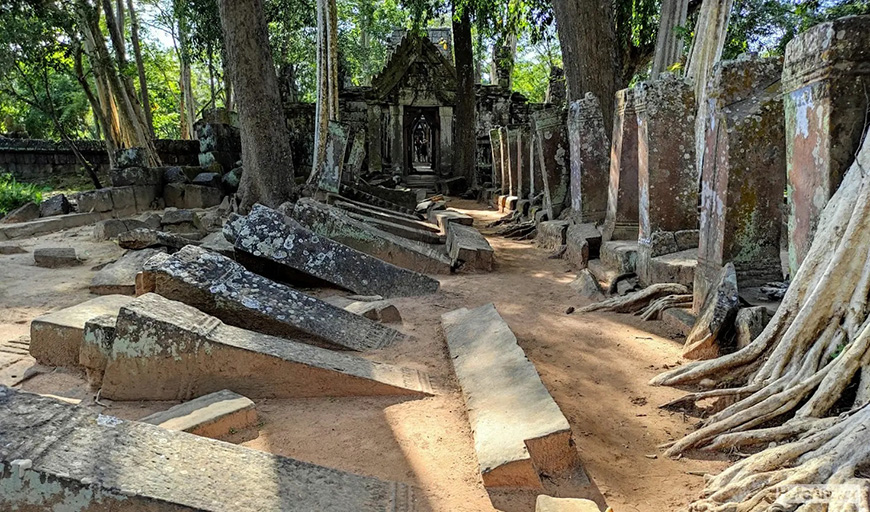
xmin=332 ymin=198 xmax=438 ymax=231
xmin=235 ymin=205 xmax=440 ymax=297
xmin=93 ymin=218 xmax=148 ymax=240
xmin=38 ymin=194 xmax=71 ymax=217
xmin=30 ymin=295 xmax=134 ymax=367
xmin=570 ymin=269 xmax=605 ymax=302
xmin=344 ymin=209 xmax=445 ymax=244
xmin=683 ymin=263 xmax=739 ymax=360
xmin=0 ymin=387 xmax=418 ymax=512
xmin=90 ymin=249 xmax=164 ymax=295
xmin=447 ymin=224 xmax=494 ymax=272
xmin=79 ymin=313 xmax=116 ymax=389
xmin=323 ymin=296 xmax=403 ymax=323
xmin=101 ymin=293 xmax=432 ymax=400
xmin=0 ymin=243 xmax=26 ymax=255
xmin=118 ymin=228 xmax=200 ymax=251
xmin=292 ymin=198 xmax=452 ymax=274
xmin=33 ymin=247 xmax=79 ymax=268
xmin=0 ymin=212 xmax=105 ymax=241
xmin=442 ymin=303 xmax=579 ymax=488
xmin=536 ymin=495 xmax=602 ymax=512
xmin=429 ymin=209 xmax=474 ymax=233
xmin=140 ymin=389 xmax=257 ymax=441
xmin=0 ymin=202 xmax=39 ymax=224
xmin=200 ymin=230 xmax=235 ymax=258
xmin=537 ymin=220 xmax=569 ymax=251
xmin=146 ymin=245 xmax=407 ymax=351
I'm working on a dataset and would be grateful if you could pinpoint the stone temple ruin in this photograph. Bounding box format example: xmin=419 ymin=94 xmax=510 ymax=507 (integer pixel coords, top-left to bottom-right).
xmin=2 ymin=14 xmax=870 ymax=512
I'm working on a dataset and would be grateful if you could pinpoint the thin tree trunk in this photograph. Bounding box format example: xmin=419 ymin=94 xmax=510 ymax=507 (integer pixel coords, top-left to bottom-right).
xmin=126 ymin=0 xmax=154 ymax=136
xmin=222 ymin=55 xmax=233 ymax=111
xmin=73 ymin=42 xmax=118 ymax=169
xmin=177 ymin=16 xmax=195 ymax=139
xmin=453 ymin=6 xmax=477 ymax=183
xmin=218 ymin=0 xmax=295 ymax=210
xmin=310 ymin=0 xmax=340 ymax=182
xmin=651 ymin=0 xmax=689 ymax=77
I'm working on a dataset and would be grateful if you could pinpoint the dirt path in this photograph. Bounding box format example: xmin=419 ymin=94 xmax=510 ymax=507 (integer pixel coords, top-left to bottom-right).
xmin=2 ymin=202 xmax=730 ymax=511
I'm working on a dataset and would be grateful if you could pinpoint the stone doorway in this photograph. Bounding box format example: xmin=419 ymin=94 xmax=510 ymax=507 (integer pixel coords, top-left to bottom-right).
xmin=403 ymin=107 xmax=440 ymax=176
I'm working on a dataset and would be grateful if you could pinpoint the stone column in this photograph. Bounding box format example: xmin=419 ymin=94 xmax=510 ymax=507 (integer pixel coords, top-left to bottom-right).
xmin=390 ymin=105 xmax=403 ymax=174
xmin=518 ymin=125 xmax=532 ymax=199
xmin=531 ymin=108 xmax=570 ymax=220
xmin=694 ymin=56 xmax=786 ymax=312
xmin=489 ymin=128 xmax=503 ymax=193
xmin=783 ymin=15 xmax=870 ymax=276
xmin=367 ymin=105 xmax=383 ymax=172
xmin=438 ymin=106 xmax=454 ymax=176
xmin=602 ymin=88 xmax=640 ymax=242
xmin=529 ymin=130 xmax=543 ymax=198
xmin=567 ymin=93 xmax=611 ymax=224
xmin=505 ymin=126 xmax=522 ymax=197
xmin=635 ymin=74 xmax=698 ymax=286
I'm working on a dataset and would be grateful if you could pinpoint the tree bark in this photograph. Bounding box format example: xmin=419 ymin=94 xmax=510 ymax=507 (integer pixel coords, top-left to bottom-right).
xmin=126 ymin=0 xmax=154 ymax=136
xmin=310 ymin=0 xmax=340 ymax=183
xmin=218 ymin=0 xmax=295 ymax=210
xmin=453 ymin=6 xmax=477 ymax=183
xmin=550 ymin=0 xmax=620 ymax=134
xmin=651 ymin=0 xmax=689 ymax=78
xmin=177 ymin=16 xmax=196 ymax=140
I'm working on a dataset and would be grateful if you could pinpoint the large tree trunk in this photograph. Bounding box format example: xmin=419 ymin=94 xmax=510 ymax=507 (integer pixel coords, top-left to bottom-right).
xmin=177 ymin=17 xmax=196 ymax=140
xmin=310 ymin=0 xmax=340 ymax=183
xmin=127 ymin=0 xmax=154 ymax=136
xmin=452 ymin=6 xmax=476 ymax=183
xmin=651 ymin=0 xmax=689 ymax=78
xmin=218 ymin=0 xmax=295 ymax=210
xmin=550 ymin=0 xmax=620 ymax=134
xmin=652 ymin=135 xmax=870 ymax=511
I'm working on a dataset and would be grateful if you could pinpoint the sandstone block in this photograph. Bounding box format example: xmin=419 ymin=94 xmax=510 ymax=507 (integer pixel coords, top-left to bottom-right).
xmin=446 ymin=223 xmax=494 ymax=272
xmin=33 ymin=247 xmax=79 ymax=268
xmin=140 ymin=389 xmax=257 ymax=441
xmin=38 ymin=194 xmax=71 ymax=217
xmin=90 ymin=249 xmax=164 ymax=295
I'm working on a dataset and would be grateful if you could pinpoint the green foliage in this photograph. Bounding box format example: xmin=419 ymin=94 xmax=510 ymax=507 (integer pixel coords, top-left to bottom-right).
xmin=0 ymin=173 xmax=45 ymax=215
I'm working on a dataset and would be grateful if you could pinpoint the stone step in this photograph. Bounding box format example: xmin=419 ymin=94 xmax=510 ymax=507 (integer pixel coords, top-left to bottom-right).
xmin=0 ymin=387 xmax=417 ymax=512
xmin=644 ymin=248 xmax=697 ymax=288
xmin=30 ymin=295 xmax=135 ymax=367
xmin=90 ymin=249 xmax=164 ymax=295
xmin=600 ymin=240 xmax=638 ymax=274
xmin=536 ymin=220 xmax=569 ymax=251
xmin=101 ymin=293 xmax=433 ymax=400
xmin=441 ymin=304 xmax=579 ymax=488
xmin=292 ymin=198 xmax=452 ymax=274
xmin=235 ymin=205 xmax=440 ymax=298
xmin=446 ymin=224 xmax=494 ymax=272
xmin=140 ymin=389 xmax=258 ymax=441
xmin=145 ymin=245 xmax=407 ymax=352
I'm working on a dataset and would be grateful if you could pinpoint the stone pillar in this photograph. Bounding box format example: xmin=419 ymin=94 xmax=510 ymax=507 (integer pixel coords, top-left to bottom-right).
xmin=518 ymin=125 xmax=532 ymax=199
xmin=390 ymin=105 xmax=403 ymax=174
xmin=783 ymin=15 xmax=870 ymax=276
xmin=694 ymin=56 xmax=786 ymax=312
xmin=545 ymin=67 xmax=566 ymax=106
xmin=439 ymin=106 xmax=454 ymax=176
xmin=567 ymin=93 xmax=611 ymax=224
xmin=506 ymin=126 xmax=522 ymax=197
xmin=602 ymin=88 xmax=640 ymax=242
xmin=531 ymin=108 xmax=570 ymax=220
xmin=489 ymin=128 xmax=503 ymax=193
xmin=635 ymin=74 xmax=698 ymax=286
xmin=367 ymin=105 xmax=383 ymax=172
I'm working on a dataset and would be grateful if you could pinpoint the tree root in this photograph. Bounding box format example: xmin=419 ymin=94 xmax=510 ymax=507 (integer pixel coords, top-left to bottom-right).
xmin=638 ymin=294 xmax=693 ymax=321
xmin=578 ymin=283 xmax=689 ymax=314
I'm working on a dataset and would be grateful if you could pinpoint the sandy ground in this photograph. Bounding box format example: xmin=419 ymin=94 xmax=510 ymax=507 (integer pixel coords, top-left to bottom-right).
xmin=0 ymin=200 xmax=731 ymax=512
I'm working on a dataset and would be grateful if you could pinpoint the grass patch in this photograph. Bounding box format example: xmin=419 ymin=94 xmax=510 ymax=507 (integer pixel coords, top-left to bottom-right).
xmin=0 ymin=173 xmax=48 ymax=215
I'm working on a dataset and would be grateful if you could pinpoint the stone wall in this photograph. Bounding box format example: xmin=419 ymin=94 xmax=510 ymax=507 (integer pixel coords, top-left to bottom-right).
xmin=0 ymin=138 xmax=199 ymax=184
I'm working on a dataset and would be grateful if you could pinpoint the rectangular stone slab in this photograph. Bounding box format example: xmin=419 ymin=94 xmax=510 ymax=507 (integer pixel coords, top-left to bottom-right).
xmin=140 ymin=389 xmax=258 ymax=440
xmin=146 ymin=245 xmax=407 ymax=352
xmin=101 ymin=293 xmax=432 ymax=400
xmin=234 ymin=205 xmax=440 ymax=298
xmin=441 ymin=304 xmax=578 ymax=488
xmin=331 ymin=198 xmax=439 ymax=233
xmin=30 ymin=295 xmax=134 ymax=367
xmin=292 ymin=198 xmax=452 ymax=274
xmin=446 ymin=224 xmax=494 ymax=272
xmin=90 ymin=248 xmax=164 ymax=295
xmin=0 ymin=387 xmax=417 ymax=512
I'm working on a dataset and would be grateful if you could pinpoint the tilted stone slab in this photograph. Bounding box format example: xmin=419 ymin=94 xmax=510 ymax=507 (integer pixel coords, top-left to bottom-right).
xmin=331 ymin=197 xmax=437 ymax=231
xmin=442 ymin=304 xmax=579 ymax=488
xmin=140 ymin=389 xmax=258 ymax=440
xmin=0 ymin=387 xmax=417 ymax=512
xmin=30 ymin=295 xmax=134 ymax=367
xmin=101 ymin=294 xmax=432 ymax=400
xmin=90 ymin=248 xmax=164 ymax=295
xmin=234 ymin=205 xmax=440 ymax=297
xmin=292 ymin=198 xmax=452 ymax=274
xmin=146 ymin=245 xmax=407 ymax=351
xmin=344 ymin=210 xmax=444 ymax=244
xmin=118 ymin=228 xmax=200 ymax=251
xmin=323 ymin=296 xmax=403 ymax=323
xmin=446 ymin=224 xmax=494 ymax=272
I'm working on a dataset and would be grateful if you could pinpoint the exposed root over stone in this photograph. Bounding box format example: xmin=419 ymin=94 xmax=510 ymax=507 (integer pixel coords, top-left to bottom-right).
xmin=577 ymin=283 xmax=689 ymax=314
xmin=638 ymin=294 xmax=693 ymax=321
xmin=651 ymin=139 xmax=870 ymax=511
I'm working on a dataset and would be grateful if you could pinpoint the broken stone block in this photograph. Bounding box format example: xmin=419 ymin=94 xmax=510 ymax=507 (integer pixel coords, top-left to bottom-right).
xmin=683 ymin=263 xmax=739 ymax=360
xmin=292 ymin=199 xmax=452 ymax=274
xmin=118 ymin=228 xmax=199 ymax=251
xmin=132 ymin=185 xmax=159 ymax=210
xmin=646 ymin=249 xmax=697 ymax=288
xmin=90 ymin=249 xmax=164 ymax=295
xmin=442 ymin=303 xmax=579 ymax=488
xmin=675 ymin=229 xmax=700 ymax=252
xmin=602 ymin=88 xmax=640 ymax=242
xmin=570 ymin=269 xmax=605 ymax=302
xmin=101 ymin=293 xmax=432 ymax=400
xmin=429 ymin=209 xmax=474 ymax=233
xmin=196 ymin=122 xmax=242 ymax=153
xmin=162 ymin=166 xmax=191 ymax=184
xmin=600 ymin=240 xmax=638 ymax=274
xmin=79 ymin=314 xmax=116 ymax=389
xmin=332 ymin=198 xmax=441 ymax=232
xmin=164 ymin=183 xmax=223 ymax=209
xmin=537 ymin=220 xmax=569 ymax=251
xmin=342 ymin=209 xmax=444 ymax=244
xmin=192 ymin=172 xmax=222 ymax=188
xmin=567 ymin=93 xmax=610 ymax=224
xmin=75 ymin=188 xmax=113 ymax=213
xmin=324 ymin=296 xmax=403 ymax=323
xmin=447 ymin=223 xmax=494 ymax=272
xmin=114 ymin=147 xmax=148 ymax=168
xmin=198 ymin=150 xmax=238 ymax=171
xmin=200 ymin=231 xmax=235 ymax=258
xmin=736 ymin=306 xmax=770 ymax=350
xmin=662 ymin=307 xmax=696 ymax=336
xmin=29 ymin=294 xmax=133 ymax=367
xmin=140 ymin=389 xmax=257 ymax=441
xmin=0 ymin=387 xmax=418 ymax=512
xmin=110 ymin=166 xmax=163 ymax=187
xmin=235 ymin=205 xmax=440 ymax=297
xmin=139 ymin=212 xmax=162 ymax=230
xmin=33 ymin=247 xmax=79 ymax=268
xmin=531 ymin=108 xmax=570 ymax=220
xmin=38 ymin=194 xmax=71 ymax=217
xmin=565 ymin=223 xmax=601 ymax=269
xmin=146 ymin=245 xmax=408 ymax=352
xmin=536 ymin=495 xmax=601 ymax=512
xmin=161 ymin=208 xmax=203 ymax=236
xmin=0 ymin=243 xmax=26 ymax=255
xmin=783 ymin=16 xmax=870 ymax=274
xmin=93 ymin=218 xmax=148 ymax=241
xmin=109 ymin=186 xmax=137 ymax=215
xmin=0 ymin=202 xmax=39 ymax=224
